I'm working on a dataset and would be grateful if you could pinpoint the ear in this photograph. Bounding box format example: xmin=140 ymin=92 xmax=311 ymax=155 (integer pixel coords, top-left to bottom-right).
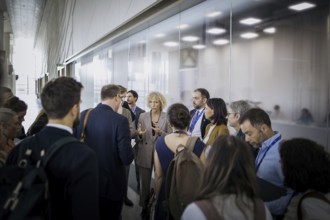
xmin=235 ymin=114 xmax=240 ymax=120
xmin=260 ymin=124 xmax=268 ymax=133
xmin=71 ymin=104 xmax=79 ymax=117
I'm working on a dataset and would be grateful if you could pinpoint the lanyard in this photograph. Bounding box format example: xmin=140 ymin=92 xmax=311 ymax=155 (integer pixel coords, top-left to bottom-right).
xmin=255 ymin=134 xmax=281 ymax=172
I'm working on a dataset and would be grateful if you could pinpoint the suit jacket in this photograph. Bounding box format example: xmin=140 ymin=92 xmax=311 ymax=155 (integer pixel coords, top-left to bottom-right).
xmin=190 ymin=109 xmax=210 ymax=138
xmin=136 ymin=111 xmax=172 ymax=168
xmin=7 ymin=126 xmax=100 ymax=220
xmin=74 ymin=103 xmax=134 ymax=201
xmin=133 ymin=106 xmax=145 ymax=129
xmin=203 ymin=123 xmax=229 ymax=145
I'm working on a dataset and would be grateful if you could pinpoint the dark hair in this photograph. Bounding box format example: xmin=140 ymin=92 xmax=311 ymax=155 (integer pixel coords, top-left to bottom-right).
xmin=206 ymin=98 xmax=227 ymax=125
xmin=197 ymin=135 xmax=259 ymax=218
xmin=194 ymin=88 xmax=210 ymax=100
xmin=127 ymin=90 xmax=138 ymax=100
xmin=3 ymin=96 xmax=28 ymax=113
xmin=41 ymin=77 xmax=83 ymax=119
xmin=0 ymin=87 xmax=12 ymax=94
xmin=167 ymin=103 xmax=191 ymax=130
xmin=239 ymin=108 xmax=272 ymax=128
xmin=280 ymin=138 xmax=330 ymax=193
xmin=117 ymin=85 xmax=127 ymax=93
xmin=101 ymin=84 xmax=120 ymax=100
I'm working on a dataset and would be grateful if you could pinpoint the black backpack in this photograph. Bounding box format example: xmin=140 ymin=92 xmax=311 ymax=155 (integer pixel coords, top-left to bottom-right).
xmin=0 ymin=136 xmax=79 ymax=220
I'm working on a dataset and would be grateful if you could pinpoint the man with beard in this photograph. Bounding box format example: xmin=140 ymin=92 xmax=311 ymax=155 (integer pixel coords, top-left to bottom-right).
xmin=75 ymin=84 xmax=134 ymax=220
xmin=7 ymin=77 xmax=100 ymax=220
xmin=239 ymin=108 xmax=294 ymax=219
xmin=188 ymin=88 xmax=210 ymax=138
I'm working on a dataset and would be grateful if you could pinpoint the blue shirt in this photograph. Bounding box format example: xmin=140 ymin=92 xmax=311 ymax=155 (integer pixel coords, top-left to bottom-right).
xmin=256 ymin=132 xmax=294 ymax=215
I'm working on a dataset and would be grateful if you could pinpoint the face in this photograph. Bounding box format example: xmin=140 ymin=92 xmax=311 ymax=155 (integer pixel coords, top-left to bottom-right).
xmin=17 ymin=110 xmax=27 ymax=125
xmin=240 ymin=120 xmax=266 ymax=148
xmin=149 ymin=97 xmax=161 ymax=111
xmin=192 ymin=91 xmax=206 ymax=109
xmin=0 ymin=124 xmax=7 ymax=149
xmin=4 ymin=115 xmax=21 ymax=139
xmin=126 ymin=92 xmax=136 ymax=105
xmin=119 ymin=92 xmax=127 ymax=102
xmin=204 ymin=103 xmax=214 ymax=120
xmin=226 ymin=107 xmax=239 ymax=127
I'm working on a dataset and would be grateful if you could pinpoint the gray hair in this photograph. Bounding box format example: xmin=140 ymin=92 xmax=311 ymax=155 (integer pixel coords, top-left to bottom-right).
xmin=229 ymin=100 xmax=251 ymax=116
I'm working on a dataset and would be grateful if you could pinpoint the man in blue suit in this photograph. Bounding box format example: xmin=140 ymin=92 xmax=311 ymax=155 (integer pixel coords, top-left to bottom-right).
xmin=7 ymin=77 xmax=100 ymax=220
xmin=75 ymin=84 xmax=134 ymax=220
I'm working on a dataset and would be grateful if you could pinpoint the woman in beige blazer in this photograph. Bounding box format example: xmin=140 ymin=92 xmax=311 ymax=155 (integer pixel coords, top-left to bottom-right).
xmin=201 ymin=98 xmax=229 ymax=163
xmin=136 ymin=91 xmax=172 ymax=207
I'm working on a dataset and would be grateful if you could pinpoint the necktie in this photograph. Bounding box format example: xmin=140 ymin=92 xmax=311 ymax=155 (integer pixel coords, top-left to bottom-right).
xmin=189 ymin=110 xmax=200 ymax=132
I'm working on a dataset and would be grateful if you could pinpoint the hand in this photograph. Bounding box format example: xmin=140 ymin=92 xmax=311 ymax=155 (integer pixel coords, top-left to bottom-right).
xmin=137 ymin=123 xmax=146 ymax=136
xmin=152 ymin=122 xmax=162 ymax=136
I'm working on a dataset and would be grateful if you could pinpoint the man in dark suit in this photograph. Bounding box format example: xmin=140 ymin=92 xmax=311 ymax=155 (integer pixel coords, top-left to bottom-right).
xmin=7 ymin=77 xmax=100 ymax=220
xmin=188 ymin=88 xmax=210 ymax=139
xmin=75 ymin=84 xmax=134 ymax=220
xmin=127 ymin=90 xmax=145 ymax=192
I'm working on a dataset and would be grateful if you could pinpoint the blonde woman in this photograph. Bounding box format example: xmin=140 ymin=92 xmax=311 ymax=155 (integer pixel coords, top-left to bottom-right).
xmin=136 ymin=91 xmax=172 ymax=208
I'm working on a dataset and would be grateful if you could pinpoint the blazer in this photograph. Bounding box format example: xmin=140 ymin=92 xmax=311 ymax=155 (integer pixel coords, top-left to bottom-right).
xmin=7 ymin=126 xmax=100 ymax=220
xmin=203 ymin=123 xmax=229 ymax=146
xmin=136 ymin=111 xmax=172 ymax=168
xmin=74 ymin=103 xmax=134 ymax=201
xmin=133 ymin=106 xmax=145 ymax=129
xmin=190 ymin=109 xmax=210 ymax=138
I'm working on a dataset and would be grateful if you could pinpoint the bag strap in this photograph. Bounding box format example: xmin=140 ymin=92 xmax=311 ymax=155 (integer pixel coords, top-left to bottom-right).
xmin=185 ymin=136 xmax=199 ymax=152
xmin=80 ymin=108 xmax=93 ymax=142
xmin=195 ymin=199 xmax=222 ymax=220
xmin=254 ymin=198 xmax=266 ymax=220
xmin=42 ymin=136 xmax=79 ymax=166
xmin=297 ymin=191 xmax=330 ymax=220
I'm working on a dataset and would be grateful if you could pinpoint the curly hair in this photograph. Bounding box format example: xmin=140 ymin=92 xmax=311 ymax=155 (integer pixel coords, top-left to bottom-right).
xmin=280 ymin=138 xmax=330 ymax=193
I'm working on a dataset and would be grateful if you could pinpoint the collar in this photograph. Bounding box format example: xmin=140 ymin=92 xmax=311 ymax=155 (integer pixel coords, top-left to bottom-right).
xmin=262 ymin=132 xmax=281 ymax=149
xmin=47 ymin=123 xmax=73 ymax=134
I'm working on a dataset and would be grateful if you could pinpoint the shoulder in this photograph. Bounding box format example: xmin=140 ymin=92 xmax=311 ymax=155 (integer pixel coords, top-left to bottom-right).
xmin=182 ymin=202 xmax=207 ymax=220
xmin=137 ymin=106 xmax=145 ymax=113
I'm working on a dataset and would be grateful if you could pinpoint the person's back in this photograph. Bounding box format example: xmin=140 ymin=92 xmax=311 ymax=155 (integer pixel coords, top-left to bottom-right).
xmin=182 ymin=135 xmax=272 ymax=220
xmin=74 ymin=84 xmax=134 ymax=220
xmin=6 ymin=77 xmax=100 ymax=220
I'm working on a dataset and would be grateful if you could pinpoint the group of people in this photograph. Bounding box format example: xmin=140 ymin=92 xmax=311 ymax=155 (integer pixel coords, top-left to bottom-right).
xmin=1 ymin=77 xmax=330 ymax=220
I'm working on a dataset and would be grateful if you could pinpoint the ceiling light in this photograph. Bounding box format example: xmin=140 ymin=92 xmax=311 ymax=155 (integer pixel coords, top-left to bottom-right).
xmin=155 ymin=33 xmax=165 ymax=38
xmin=182 ymin=36 xmax=199 ymax=42
xmin=213 ymin=39 xmax=229 ymax=45
xmin=163 ymin=41 xmax=179 ymax=47
xmin=240 ymin=32 xmax=259 ymax=39
xmin=176 ymin=24 xmax=189 ymax=29
xmin=206 ymin=28 xmax=226 ymax=35
xmin=289 ymin=2 xmax=315 ymax=11
xmin=192 ymin=44 xmax=206 ymax=50
xmin=263 ymin=27 xmax=276 ymax=34
xmin=239 ymin=17 xmax=262 ymax=25
xmin=206 ymin=11 xmax=222 ymax=18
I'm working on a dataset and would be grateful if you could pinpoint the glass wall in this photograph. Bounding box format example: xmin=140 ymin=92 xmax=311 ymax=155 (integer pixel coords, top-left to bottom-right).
xmin=74 ymin=0 xmax=330 ymax=149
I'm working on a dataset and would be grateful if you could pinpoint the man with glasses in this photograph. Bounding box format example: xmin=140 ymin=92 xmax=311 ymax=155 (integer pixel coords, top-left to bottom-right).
xmin=75 ymin=84 xmax=134 ymax=220
xmin=240 ymin=108 xmax=294 ymax=219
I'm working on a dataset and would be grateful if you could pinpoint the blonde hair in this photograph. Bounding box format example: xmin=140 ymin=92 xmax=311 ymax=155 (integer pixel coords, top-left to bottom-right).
xmin=147 ymin=91 xmax=167 ymax=111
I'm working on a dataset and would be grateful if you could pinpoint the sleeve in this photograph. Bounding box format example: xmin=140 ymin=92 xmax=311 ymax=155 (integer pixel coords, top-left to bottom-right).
xmin=117 ymin=117 xmax=135 ymax=165
xmin=181 ymin=203 xmax=207 ymax=220
xmin=67 ymin=147 xmax=100 ymax=220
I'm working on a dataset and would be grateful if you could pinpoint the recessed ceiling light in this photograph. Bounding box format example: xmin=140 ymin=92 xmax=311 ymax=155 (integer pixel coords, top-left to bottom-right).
xmin=213 ymin=39 xmax=229 ymax=45
xmin=155 ymin=33 xmax=165 ymax=38
xmin=176 ymin=24 xmax=189 ymax=29
xmin=240 ymin=32 xmax=259 ymax=39
xmin=163 ymin=41 xmax=179 ymax=47
xmin=289 ymin=2 xmax=315 ymax=11
xmin=192 ymin=44 xmax=206 ymax=50
xmin=239 ymin=17 xmax=262 ymax=25
xmin=206 ymin=11 xmax=222 ymax=18
xmin=206 ymin=28 xmax=226 ymax=35
xmin=263 ymin=27 xmax=276 ymax=34
xmin=182 ymin=36 xmax=199 ymax=42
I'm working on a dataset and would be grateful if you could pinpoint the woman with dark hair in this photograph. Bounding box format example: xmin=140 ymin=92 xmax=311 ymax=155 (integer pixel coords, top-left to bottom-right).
xmin=202 ymin=98 xmax=229 ymax=145
xmin=280 ymin=138 xmax=330 ymax=220
xmin=182 ymin=135 xmax=272 ymax=220
xmin=153 ymin=103 xmax=205 ymax=220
